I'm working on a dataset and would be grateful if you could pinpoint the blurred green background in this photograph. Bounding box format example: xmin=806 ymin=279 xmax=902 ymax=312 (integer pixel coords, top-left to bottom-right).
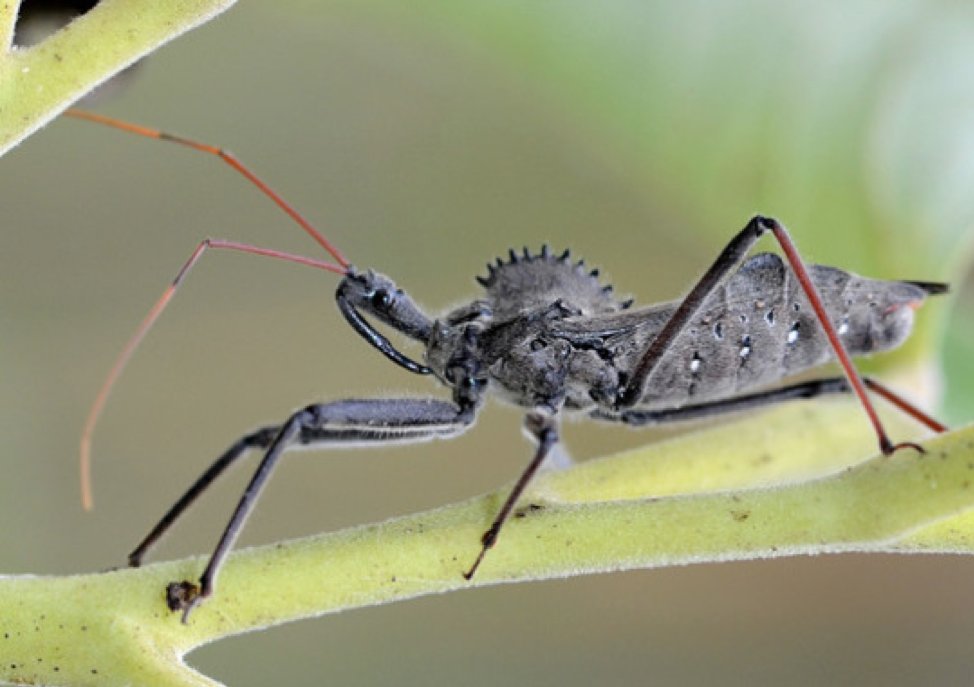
xmin=4 ymin=1 xmax=974 ymax=685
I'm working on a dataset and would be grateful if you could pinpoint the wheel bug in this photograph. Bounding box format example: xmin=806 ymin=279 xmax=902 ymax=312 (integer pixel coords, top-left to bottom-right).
xmin=64 ymin=108 xmax=948 ymax=623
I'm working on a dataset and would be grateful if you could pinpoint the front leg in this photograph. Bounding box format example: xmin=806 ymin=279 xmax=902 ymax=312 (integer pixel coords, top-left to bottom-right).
xmin=168 ymin=397 xmax=474 ymax=623
xmin=464 ymin=407 xmax=559 ymax=580
xmin=128 ymin=425 xmax=280 ymax=567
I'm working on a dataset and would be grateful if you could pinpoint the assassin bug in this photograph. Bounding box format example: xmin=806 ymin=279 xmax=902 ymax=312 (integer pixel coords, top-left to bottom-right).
xmin=65 ymin=108 xmax=948 ymax=623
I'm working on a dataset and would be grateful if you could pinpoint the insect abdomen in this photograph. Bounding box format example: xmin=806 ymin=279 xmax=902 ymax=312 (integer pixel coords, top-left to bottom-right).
xmin=636 ymin=253 xmax=932 ymax=409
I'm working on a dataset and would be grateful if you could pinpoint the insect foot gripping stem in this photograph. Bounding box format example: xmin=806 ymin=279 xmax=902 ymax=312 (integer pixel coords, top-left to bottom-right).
xmin=166 ymin=581 xmax=203 ymax=623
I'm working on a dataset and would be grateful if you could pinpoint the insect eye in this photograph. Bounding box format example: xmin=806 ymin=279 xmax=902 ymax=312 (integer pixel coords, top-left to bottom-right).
xmin=370 ymin=289 xmax=392 ymax=309
xmin=462 ymin=376 xmax=485 ymax=390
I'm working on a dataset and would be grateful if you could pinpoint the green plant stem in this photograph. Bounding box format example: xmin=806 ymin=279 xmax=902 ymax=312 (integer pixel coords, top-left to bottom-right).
xmin=0 ymin=401 xmax=971 ymax=687
xmin=0 ymin=2 xmax=17 ymax=51
xmin=0 ymin=0 xmax=237 ymax=155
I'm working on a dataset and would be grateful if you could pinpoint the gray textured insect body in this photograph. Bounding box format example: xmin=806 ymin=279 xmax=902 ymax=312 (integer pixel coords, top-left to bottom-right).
xmin=439 ymin=248 xmax=926 ymax=416
xmin=120 ymin=214 xmax=945 ymax=622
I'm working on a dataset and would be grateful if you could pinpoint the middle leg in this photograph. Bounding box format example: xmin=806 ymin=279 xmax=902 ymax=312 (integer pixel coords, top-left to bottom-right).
xmin=464 ymin=407 xmax=559 ymax=579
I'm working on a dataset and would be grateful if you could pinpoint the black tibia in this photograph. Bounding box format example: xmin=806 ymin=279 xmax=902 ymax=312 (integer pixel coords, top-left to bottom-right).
xmin=463 ymin=407 xmax=559 ymax=580
xmin=128 ymin=425 xmax=279 ymax=567
xmin=157 ymin=397 xmax=471 ymax=623
xmin=599 ymin=376 xmax=946 ymax=434
xmin=602 ymin=378 xmax=850 ymax=425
